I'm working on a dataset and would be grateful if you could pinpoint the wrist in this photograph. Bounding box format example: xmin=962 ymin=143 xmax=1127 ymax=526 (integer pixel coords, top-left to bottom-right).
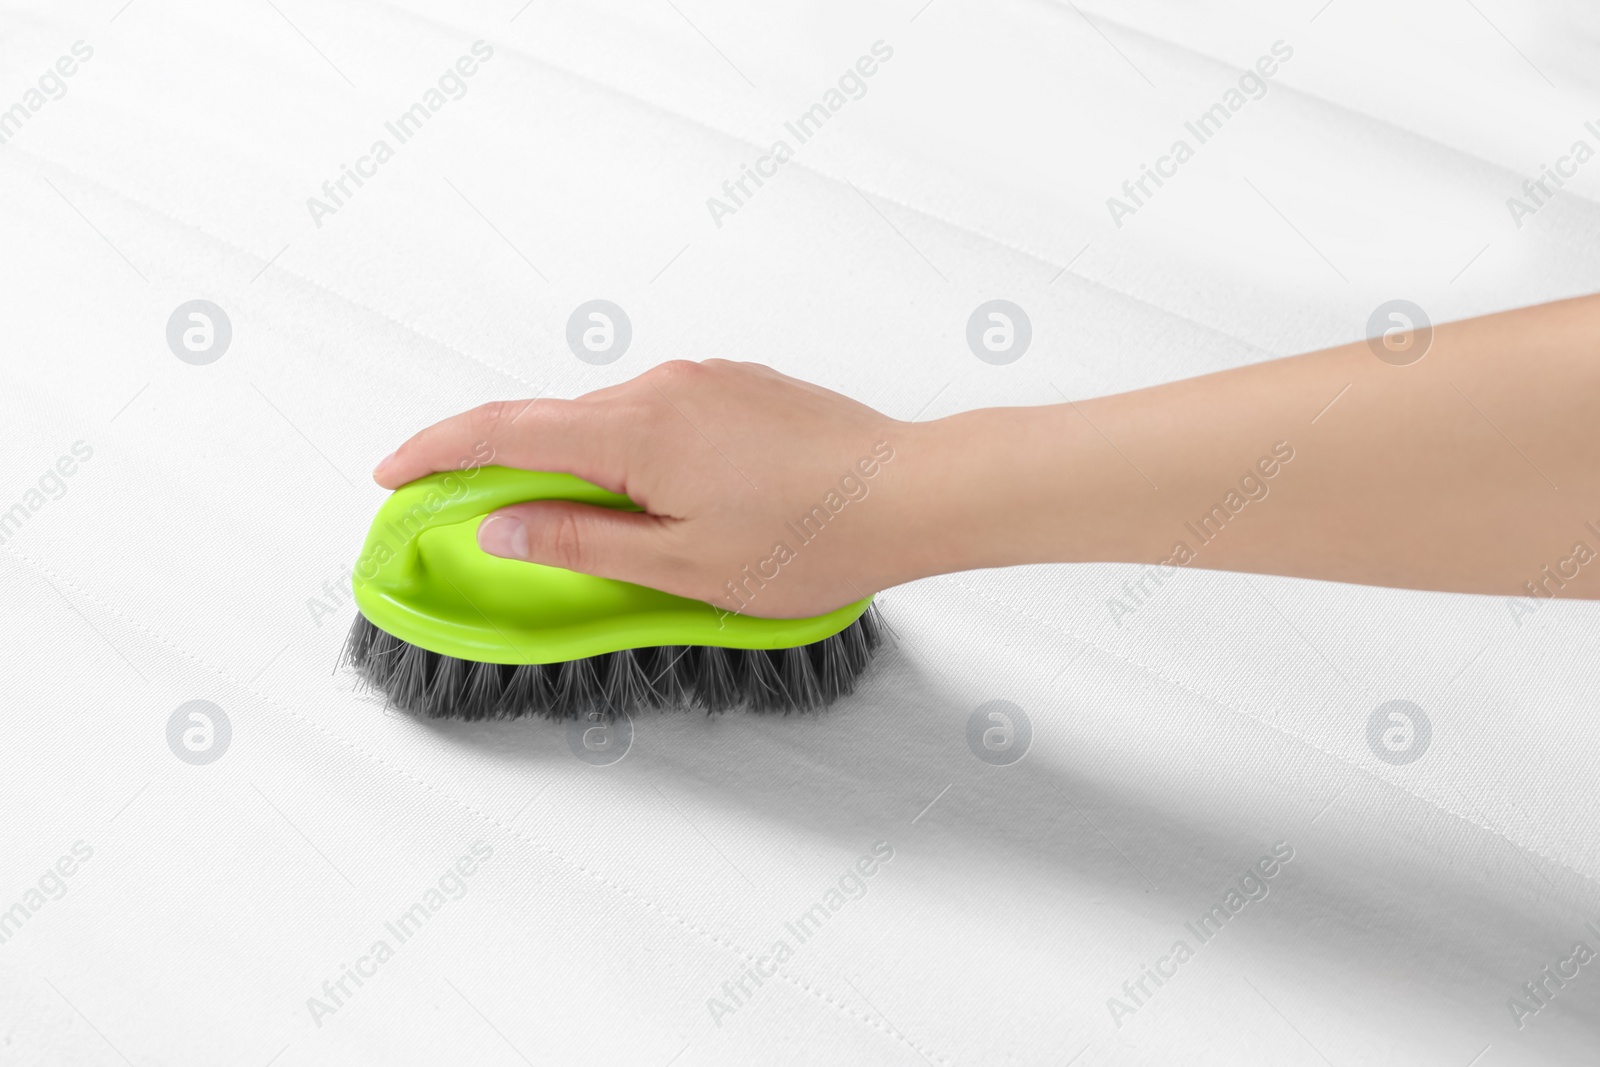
xmin=881 ymin=407 xmax=1077 ymax=581
xmin=886 ymin=401 xmax=1171 ymax=584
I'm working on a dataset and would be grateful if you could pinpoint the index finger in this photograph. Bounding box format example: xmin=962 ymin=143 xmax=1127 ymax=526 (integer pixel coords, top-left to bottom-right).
xmin=371 ymin=398 xmax=626 ymax=492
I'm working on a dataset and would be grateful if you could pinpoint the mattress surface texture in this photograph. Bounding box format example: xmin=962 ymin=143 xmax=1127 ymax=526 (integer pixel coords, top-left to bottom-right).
xmin=2 ymin=1 xmax=1599 ymax=1063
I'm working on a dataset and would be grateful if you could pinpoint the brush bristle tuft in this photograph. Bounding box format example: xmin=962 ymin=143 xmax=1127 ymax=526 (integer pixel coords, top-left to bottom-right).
xmin=342 ymin=606 xmax=883 ymax=720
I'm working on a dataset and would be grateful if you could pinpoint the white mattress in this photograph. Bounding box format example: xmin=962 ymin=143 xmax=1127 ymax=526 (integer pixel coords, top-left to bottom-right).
xmin=4 ymin=0 xmax=1600 ymax=1063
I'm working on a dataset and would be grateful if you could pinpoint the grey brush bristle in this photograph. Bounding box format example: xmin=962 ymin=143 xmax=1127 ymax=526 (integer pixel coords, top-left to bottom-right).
xmin=341 ymin=605 xmax=882 ymax=721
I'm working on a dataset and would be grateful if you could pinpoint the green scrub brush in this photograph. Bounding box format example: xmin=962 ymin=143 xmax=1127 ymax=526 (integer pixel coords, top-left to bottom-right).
xmin=342 ymin=466 xmax=881 ymax=719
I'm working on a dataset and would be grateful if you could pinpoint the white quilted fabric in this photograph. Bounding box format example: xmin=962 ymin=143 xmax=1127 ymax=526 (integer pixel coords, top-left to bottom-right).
xmin=3 ymin=0 xmax=1599 ymax=1063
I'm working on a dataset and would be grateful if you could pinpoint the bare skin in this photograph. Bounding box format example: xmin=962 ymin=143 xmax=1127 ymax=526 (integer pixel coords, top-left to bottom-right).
xmin=373 ymin=294 xmax=1600 ymax=618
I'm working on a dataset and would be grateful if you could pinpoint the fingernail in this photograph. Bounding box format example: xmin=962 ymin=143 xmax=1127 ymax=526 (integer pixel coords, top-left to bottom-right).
xmin=372 ymin=451 xmax=396 ymax=478
xmin=478 ymin=515 xmax=530 ymax=560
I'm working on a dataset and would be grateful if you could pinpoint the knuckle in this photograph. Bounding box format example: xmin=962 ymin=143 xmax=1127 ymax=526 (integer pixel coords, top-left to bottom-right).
xmin=651 ymin=359 xmax=703 ymax=384
xmin=469 ymin=400 xmax=513 ymax=442
xmin=541 ymin=509 xmax=587 ymax=571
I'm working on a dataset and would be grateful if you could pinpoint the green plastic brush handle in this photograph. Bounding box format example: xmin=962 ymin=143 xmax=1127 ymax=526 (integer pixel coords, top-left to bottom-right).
xmin=350 ymin=465 xmax=873 ymax=664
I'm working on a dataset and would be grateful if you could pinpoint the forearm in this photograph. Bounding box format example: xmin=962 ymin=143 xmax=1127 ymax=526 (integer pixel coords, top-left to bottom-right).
xmin=904 ymin=294 xmax=1600 ymax=598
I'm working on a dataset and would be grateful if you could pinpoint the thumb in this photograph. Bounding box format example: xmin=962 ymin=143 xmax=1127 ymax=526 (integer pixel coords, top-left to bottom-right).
xmin=476 ymin=501 xmax=676 ymax=587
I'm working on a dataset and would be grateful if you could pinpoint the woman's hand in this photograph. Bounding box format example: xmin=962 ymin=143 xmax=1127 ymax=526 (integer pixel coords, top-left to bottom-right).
xmin=374 ymin=293 xmax=1600 ymax=610
xmin=373 ymin=360 xmax=921 ymax=619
